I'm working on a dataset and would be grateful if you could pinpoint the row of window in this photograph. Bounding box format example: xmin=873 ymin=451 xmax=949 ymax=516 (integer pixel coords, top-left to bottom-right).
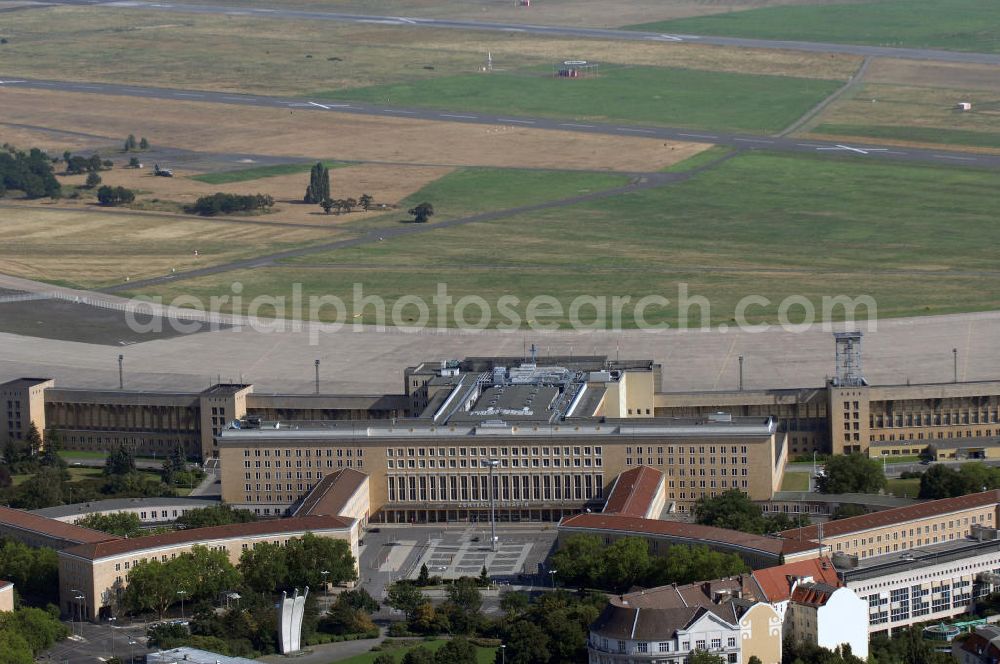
xmin=387 ymin=473 xmax=604 ymax=503
xmin=389 ymin=457 xmax=601 ymax=469
xmin=389 ymin=445 xmax=603 ymax=458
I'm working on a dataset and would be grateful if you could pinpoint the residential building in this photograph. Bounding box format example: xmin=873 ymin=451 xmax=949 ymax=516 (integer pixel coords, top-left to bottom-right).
xmin=751 ymin=558 xmax=868 ymax=657
xmin=587 ymin=579 xmax=782 ymax=664
xmin=955 ymin=624 xmax=1000 ymax=664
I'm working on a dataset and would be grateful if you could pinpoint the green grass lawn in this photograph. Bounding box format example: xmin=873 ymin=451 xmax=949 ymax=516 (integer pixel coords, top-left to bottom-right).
xmin=319 ymin=65 xmax=841 ymax=133
xmin=137 ymin=152 xmax=1000 ymax=329
xmin=332 ymin=639 xmax=497 ymax=664
xmin=811 ymin=124 xmax=1000 ymax=150
xmin=886 ymin=477 xmax=921 ymax=498
xmin=628 ymin=0 xmax=1000 ymax=53
xmin=781 ymin=473 xmax=810 ymax=492
xmin=190 ymin=161 xmax=349 ymax=185
xmin=11 ymin=467 xmax=162 ymax=487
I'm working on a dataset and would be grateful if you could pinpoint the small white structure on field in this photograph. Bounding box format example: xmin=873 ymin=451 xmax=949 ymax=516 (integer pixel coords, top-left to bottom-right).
xmin=957 ymin=102 xmax=972 ymax=111
xmin=277 ymin=587 xmax=309 ymax=654
xmin=481 ymin=51 xmax=493 ymax=73
xmin=554 ymin=60 xmax=598 ymax=78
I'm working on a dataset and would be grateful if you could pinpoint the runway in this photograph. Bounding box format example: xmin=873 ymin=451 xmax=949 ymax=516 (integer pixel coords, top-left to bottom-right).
xmin=43 ymin=0 xmax=1000 ymax=66
xmin=2 ymin=77 xmax=997 ymax=170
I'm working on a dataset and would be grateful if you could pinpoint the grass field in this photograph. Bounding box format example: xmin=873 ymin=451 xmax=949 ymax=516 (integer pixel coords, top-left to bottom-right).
xmin=811 ymin=125 xmax=1000 ymax=150
xmin=321 ymin=65 xmax=841 ymax=133
xmin=0 ymin=8 xmax=857 ymax=96
xmin=628 ymin=0 xmax=1000 ymax=53
xmin=374 ymin=168 xmax=631 ymax=225
xmin=781 ymin=473 xmax=810 ymax=492
xmin=134 ymin=152 xmax=1000 ymax=328
xmin=0 ymin=207 xmax=334 ymax=289
xmin=886 ymin=477 xmax=921 ymax=498
xmin=189 ymin=161 xmax=347 ymax=185
xmin=803 ymin=83 xmax=1000 ymax=152
xmin=336 ymin=639 xmax=497 ymax=664
xmin=11 ymin=467 xmax=161 ymax=487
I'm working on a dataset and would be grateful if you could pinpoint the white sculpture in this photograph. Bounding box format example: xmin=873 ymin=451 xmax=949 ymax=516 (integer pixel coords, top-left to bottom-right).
xmin=277 ymin=587 xmax=309 ymax=654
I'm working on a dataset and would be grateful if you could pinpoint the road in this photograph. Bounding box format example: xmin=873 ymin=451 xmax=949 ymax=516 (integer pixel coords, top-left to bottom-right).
xmin=2 ymin=77 xmax=997 ymax=170
xmin=41 ymin=0 xmax=1000 ymax=66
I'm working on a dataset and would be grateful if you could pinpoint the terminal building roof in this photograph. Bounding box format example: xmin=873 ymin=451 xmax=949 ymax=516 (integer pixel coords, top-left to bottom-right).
xmin=0 ymin=505 xmax=118 ymax=545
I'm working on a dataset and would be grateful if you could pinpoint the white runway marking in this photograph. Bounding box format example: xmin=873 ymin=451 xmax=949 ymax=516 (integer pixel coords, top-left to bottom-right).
xmin=679 ymin=133 xmax=718 ymax=139
xmin=735 ymin=138 xmax=774 ymax=144
xmin=308 ymin=101 xmax=331 ymax=109
xmin=617 ymin=127 xmax=654 ymax=133
xmin=561 ymin=123 xmax=595 ymax=128
xmin=441 ymin=114 xmax=478 ymax=119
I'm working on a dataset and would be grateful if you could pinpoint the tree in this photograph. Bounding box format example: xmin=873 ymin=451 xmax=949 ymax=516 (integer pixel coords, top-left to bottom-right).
xmin=408 ymin=202 xmax=434 ymax=223
xmin=919 ymin=462 xmax=1000 ymax=499
xmin=85 ymin=171 xmax=102 ymax=189
xmin=402 ymin=646 xmax=436 ymax=664
xmin=478 ymin=565 xmax=490 ymax=586
xmin=96 ymin=185 xmax=135 ymax=206
xmin=0 ymin=538 xmax=60 ymax=603
xmin=549 ymin=534 xmax=606 ymax=587
xmin=831 ymin=504 xmax=869 ymax=520
xmin=0 ymin=466 xmax=10 ymax=489
xmin=177 ymin=505 xmax=256 ymax=529
xmin=500 ymin=591 xmax=529 ymax=622
xmin=417 ymin=563 xmax=430 ymax=586
xmin=748 ymin=657 xmax=762 ymax=664
xmin=689 ymin=650 xmax=725 ymax=664
xmin=128 ymin=156 xmax=141 ymax=168
xmin=139 ymin=137 xmax=150 ymax=150
xmin=124 ymin=134 xmax=137 ymax=151
xmin=503 ymin=620 xmax=550 ymax=664
xmin=124 ymin=559 xmax=182 ymax=618
xmin=320 ymin=198 xmax=334 ymax=214
xmin=434 ymin=637 xmax=477 ymax=664
xmin=385 ymin=582 xmax=424 ymax=621
xmin=0 ymin=147 xmax=61 ymax=198
xmin=342 ymin=197 xmax=357 ymax=213
xmin=444 ymin=577 xmax=482 ymax=634
xmin=76 ymin=512 xmax=142 ymax=537
xmin=694 ymin=489 xmax=767 ymax=534
xmin=603 ymin=536 xmax=651 ymax=591
xmin=238 ymin=541 xmax=289 ymax=594
xmin=105 ymin=444 xmax=136 ymax=476
xmin=817 ymin=453 xmax=886 ymax=494
xmin=24 ymin=423 xmax=42 ymax=457
xmin=373 ymin=655 xmax=396 ymax=664
xmin=304 ymin=162 xmax=330 ymax=204
xmin=359 ymin=193 xmax=373 ymax=210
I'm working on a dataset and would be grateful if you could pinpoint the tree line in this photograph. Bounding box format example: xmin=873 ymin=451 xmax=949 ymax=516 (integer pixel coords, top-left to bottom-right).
xmin=550 ymin=533 xmax=748 ymax=593
xmin=0 ymin=145 xmax=61 ymax=199
xmin=919 ymin=462 xmax=1000 ymax=499
xmin=189 ymin=192 xmax=274 ymax=216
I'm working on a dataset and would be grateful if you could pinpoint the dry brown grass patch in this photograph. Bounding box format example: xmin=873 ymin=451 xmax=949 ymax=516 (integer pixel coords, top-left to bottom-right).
xmin=0 ymin=89 xmax=704 ymax=172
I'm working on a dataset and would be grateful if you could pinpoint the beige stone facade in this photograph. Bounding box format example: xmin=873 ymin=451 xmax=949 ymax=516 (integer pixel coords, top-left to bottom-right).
xmin=219 ymin=416 xmax=782 ymax=521
xmin=1 ymin=378 xmax=52 ymax=447
xmin=58 ymin=516 xmax=358 ymax=621
xmin=0 ymin=581 xmax=14 ymax=613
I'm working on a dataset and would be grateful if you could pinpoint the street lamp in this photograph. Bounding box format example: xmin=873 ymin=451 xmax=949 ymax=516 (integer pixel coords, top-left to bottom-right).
xmin=128 ymin=638 xmax=137 ymax=664
xmin=500 ymin=644 xmax=506 ymax=664
xmin=72 ymin=591 xmax=85 ymax=637
xmin=486 ymin=459 xmax=500 ymax=552
xmin=320 ymin=570 xmax=330 ymax=598
xmin=548 ymin=569 xmax=557 ymax=589
xmin=176 ymin=590 xmax=188 ymax=620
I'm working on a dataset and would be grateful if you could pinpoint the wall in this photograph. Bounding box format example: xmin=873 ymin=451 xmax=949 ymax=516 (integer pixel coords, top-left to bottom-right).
xmin=739 ymin=602 xmax=782 ymax=664
xmin=816 ymin=588 xmax=869 ymax=658
xmin=0 ymin=584 xmax=13 ymax=613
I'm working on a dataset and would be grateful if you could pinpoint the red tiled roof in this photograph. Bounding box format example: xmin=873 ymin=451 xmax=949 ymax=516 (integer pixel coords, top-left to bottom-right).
xmin=293 ymin=468 xmax=368 ymax=518
xmin=790 ymin=584 xmax=836 ymax=607
xmin=60 ymin=515 xmax=355 ymax=561
xmin=560 ymin=513 xmax=817 ymax=558
xmin=778 ymin=489 xmax=1000 ymax=542
xmin=603 ymin=466 xmax=663 ymax=518
xmin=751 ymin=557 xmax=840 ymax=602
xmin=0 ymin=505 xmax=117 ymax=545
